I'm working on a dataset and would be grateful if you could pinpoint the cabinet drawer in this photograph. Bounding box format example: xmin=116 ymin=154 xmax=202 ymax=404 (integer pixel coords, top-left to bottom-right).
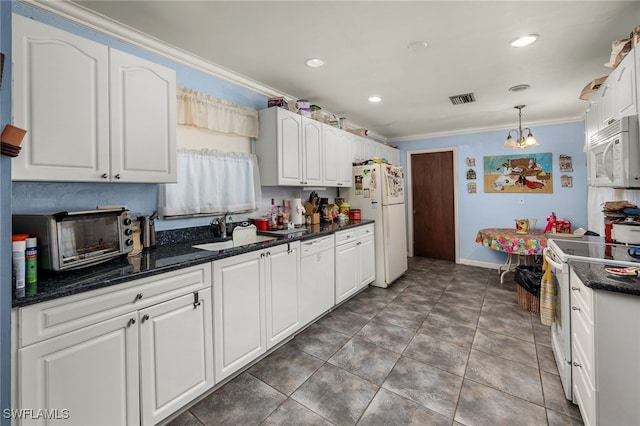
xmin=573 ymin=352 xmax=596 ymax=426
xmin=570 ymin=269 xmax=593 ymax=320
xmin=357 ymin=224 xmax=374 ymax=238
xmin=301 ymin=236 xmax=334 ymax=256
xmin=572 ymin=308 xmax=595 ymax=386
xmin=19 ymin=264 xmax=211 ymax=347
xmin=335 ymin=229 xmax=357 ymax=245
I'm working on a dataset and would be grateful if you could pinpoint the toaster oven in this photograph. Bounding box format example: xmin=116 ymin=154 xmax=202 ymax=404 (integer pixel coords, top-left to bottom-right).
xmin=13 ymin=208 xmax=134 ymax=271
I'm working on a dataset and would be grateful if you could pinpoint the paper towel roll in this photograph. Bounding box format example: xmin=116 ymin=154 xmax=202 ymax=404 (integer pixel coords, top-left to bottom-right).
xmin=347 ymin=128 xmax=368 ymax=137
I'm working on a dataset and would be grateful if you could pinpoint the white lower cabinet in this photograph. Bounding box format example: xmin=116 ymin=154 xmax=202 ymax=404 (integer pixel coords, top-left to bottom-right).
xmin=300 ymin=236 xmax=335 ymax=326
xmin=335 ymin=225 xmax=376 ymax=304
xmin=213 ymin=242 xmax=301 ymax=381
xmin=139 ymin=289 xmax=213 ymax=426
xmin=15 ymin=265 xmax=212 ymax=426
xmin=570 ymin=269 xmax=640 ymax=426
xmin=19 ymin=312 xmax=140 ymax=426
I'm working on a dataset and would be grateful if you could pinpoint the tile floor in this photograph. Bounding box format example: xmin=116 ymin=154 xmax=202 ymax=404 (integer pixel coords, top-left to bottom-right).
xmin=167 ymin=257 xmax=584 ymax=426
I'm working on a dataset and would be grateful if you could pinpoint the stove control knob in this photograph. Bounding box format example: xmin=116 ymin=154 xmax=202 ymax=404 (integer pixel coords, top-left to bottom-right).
xmin=125 ymin=239 xmax=134 ymax=246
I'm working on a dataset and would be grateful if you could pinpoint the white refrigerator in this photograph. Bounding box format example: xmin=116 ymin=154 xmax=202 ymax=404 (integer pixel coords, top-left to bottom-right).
xmin=346 ymin=164 xmax=408 ymax=288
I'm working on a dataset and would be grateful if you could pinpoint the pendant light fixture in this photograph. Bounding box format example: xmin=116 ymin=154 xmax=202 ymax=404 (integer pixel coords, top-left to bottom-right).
xmin=504 ymin=105 xmax=540 ymax=149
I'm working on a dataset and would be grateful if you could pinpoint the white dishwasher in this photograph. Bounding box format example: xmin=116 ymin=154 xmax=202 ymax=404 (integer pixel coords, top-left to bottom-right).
xmin=300 ymin=235 xmax=335 ymax=326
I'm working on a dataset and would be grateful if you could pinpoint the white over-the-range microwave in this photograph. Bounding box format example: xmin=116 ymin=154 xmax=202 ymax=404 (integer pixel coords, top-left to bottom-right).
xmin=588 ymin=115 xmax=640 ymax=188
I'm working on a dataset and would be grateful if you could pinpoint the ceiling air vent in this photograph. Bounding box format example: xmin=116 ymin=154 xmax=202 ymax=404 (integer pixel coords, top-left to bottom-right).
xmin=449 ymin=92 xmax=476 ymax=105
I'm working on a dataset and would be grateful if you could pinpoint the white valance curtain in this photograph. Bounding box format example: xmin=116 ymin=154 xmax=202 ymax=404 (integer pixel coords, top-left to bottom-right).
xmin=176 ymin=86 xmax=259 ymax=138
xmin=159 ymin=148 xmax=262 ymax=217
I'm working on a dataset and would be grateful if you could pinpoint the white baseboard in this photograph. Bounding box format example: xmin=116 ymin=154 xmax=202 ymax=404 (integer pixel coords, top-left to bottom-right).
xmin=458 ymin=258 xmax=502 ymax=270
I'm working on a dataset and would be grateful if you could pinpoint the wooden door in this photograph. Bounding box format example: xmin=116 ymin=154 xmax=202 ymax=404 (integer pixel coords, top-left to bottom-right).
xmin=411 ymin=151 xmax=455 ymax=260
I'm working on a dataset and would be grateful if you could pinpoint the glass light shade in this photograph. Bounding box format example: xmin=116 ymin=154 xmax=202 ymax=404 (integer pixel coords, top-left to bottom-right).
xmin=524 ymin=132 xmax=539 ymax=146
xmin=504 ymin=135 xmax=517 ymax=148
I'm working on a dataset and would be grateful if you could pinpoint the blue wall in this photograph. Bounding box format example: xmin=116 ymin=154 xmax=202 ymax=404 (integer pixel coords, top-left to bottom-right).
xmin=1 ymin=2 xmax=12 ymax=422
xmin=395 ymin=121 xmax=588 ymax=266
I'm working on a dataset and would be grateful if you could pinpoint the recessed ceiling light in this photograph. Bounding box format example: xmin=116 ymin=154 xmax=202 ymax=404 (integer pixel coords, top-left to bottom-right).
xmin=509 ymin=34 xmax=539 ymax=47
xmin=305 ymin=58 xmax=325 ymax=68
xmin=407 ymin=41 xmax=428 ymax=51
xmin=368 ymin=96 xmax=382 ymax=103
xmin=509 ymin=84 xmax=531 ymax=92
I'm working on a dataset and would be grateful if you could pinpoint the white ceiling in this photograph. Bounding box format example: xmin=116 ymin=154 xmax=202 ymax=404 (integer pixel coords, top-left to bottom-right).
xmin=69 ymin=0 xmax=639 ymax=141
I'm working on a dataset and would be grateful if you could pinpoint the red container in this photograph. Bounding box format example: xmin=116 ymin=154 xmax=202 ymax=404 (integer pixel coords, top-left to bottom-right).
xmin=254 ymin=218 xmax=270 ymax=231
xmin=349 ymin=209 xmax=361 ymax=221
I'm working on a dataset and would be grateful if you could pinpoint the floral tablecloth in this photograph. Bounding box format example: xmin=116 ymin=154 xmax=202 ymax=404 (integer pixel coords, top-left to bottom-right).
xmin=475 ymin=228 xmax=547 ymax=255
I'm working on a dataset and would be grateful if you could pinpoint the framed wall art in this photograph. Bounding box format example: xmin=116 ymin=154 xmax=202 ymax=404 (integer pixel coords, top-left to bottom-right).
xmin=559 ymin=154 xmax=573 ymax=172
xmin=484 ymin=153 xmax=553 ymax=193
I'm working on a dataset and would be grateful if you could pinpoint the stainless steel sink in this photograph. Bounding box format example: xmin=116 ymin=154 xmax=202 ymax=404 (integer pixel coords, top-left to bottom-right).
xmin=193 ymin=235 xmax=276 ymax=251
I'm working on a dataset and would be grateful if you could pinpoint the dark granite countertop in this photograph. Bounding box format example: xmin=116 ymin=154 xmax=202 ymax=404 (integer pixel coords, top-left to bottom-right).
xmin=13 ymin=220 xmax=374 ymax=308
xmin=569 ymin=260 xmax=640 ymax=297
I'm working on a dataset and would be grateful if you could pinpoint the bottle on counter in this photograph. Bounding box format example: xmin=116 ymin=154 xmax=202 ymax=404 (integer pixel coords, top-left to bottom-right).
xmin=25 ymin=237 xmax=37 ymax=295
xmin=12 ymin=239 xmax=26 ymax=298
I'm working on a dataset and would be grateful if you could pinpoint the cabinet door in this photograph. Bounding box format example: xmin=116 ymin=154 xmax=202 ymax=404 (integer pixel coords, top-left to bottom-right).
xmin=358 ymin=235 xmax=376 ymax=288
xmin=302 ymin=118 xmax=323 ymax=186
xmin=585 ymin=99 xmax=600 ymax=147
xmin=352 ymin=135 xmax=366 ymax=163
xmin=139 ymin=289 xmax=213 ymax=426
xmin=614 ymin=53 xmax=637 ymax=118
xmin=323 ymin=124 xmax=341 ymax=185
xmin=300 ymin=245 xmax=335 ymax=326
xmin=213 ymin=251 xmax=265 ymax=381
xmin=110 ymin=49 xmax=177 ymax=183
xmin=335 ymin=241 xmax=359 ymax=304
xmin=599 ymin=78 xmax=615 ymax=127
xmin=338 ymin=133 xmax=353 ymax=187
xmin=265 ymin=242 xmax=301 ymax=348
xmin=19 ymin=313 xmax=140 ymax=426
xmin=277 ymin=109 xmax=304 ymax=185
xmin=12 ymin=14 xmax=110 ymax=182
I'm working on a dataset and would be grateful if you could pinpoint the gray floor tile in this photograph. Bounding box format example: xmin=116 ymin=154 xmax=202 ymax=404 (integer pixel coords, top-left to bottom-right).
xmin=356 ymin=319 xmax=415 ymax=353
xmin=189 ymin=373 xmax=286 ymax=426
xmin=403 ymin=333 xmax=470 ymax=376
xmin=328 ymin=336 xmax=401 ymax=385
xmin=546 ymin=409 xmax=585 ymax=426
xmin=472 ymin=328 xmax=537 ymax=365
xmin=417 ymin=315 xmax=477 ymax=348
xmin=290 ymin=323 xmax=351 ymax=360
xmin=358 ymin=388 xmax=451 ymax=426
xmin=540 ymin=370 xmax=583 ymax=420
xmin=429 ymin=301 xmax=481 ymax=328
xmin=374 ymin=306 xmax=427 ymax=331
xmin=382 ymin=356 xmax=463 ymax=418
xmin=533 ymin=320 xmax=553 ymax=347
xmin=455 ymin=379 xmax=548 ymax=426
xmin=316 ymin=309 xmax=371 ymax=336
xmin=482 ymin=299 xmax=533 ymax=322
xmin=291 ymin=363 xmax=378 ymax=425
xmin=537 ymin=344 xmax=559 ymax=376
xmin=165 ymin=410 xmax=203 ymax=426
xmin=477 ymin=312 xmax=535 ymax=342
xmin=484 ymin=284 xmax=520 ymax=305
xmin=261 ymin=398 xmax=333 ymax=426
xmin=437 ymin=291 xmax=484 ymax=312
xmin=340 ymin=297 xmax=389 ymax=320
xmin=465 ymin=349 xmax=544 ymax=405
xmin=247 ymin=344 xmax=324 ymax=395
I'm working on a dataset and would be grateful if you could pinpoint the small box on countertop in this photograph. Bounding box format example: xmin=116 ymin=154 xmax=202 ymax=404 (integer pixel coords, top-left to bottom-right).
xmin=555 ymin=220 xmax=571 ymax=234
xmin=310 ymin=213 xmax=320 ymax=225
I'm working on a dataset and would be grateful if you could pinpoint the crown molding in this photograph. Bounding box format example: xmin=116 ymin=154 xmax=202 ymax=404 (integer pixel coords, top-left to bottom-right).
xmin=18 ymin=0 xmax=289 ymax=99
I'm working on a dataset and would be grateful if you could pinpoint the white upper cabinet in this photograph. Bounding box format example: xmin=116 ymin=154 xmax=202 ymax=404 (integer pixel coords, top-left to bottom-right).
xmin=614 ymin=50 xmax=637 ymax=118
xmin=11 ymin=15 xmax=176 ymax=183
xmin=257 ymin=107 xmax=354 ymax=187
xmin=109 ymin=49 xmax=177 ymax=183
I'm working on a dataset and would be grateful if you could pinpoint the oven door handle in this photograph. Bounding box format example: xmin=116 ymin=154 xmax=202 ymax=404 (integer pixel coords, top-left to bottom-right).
xmin=543 ymin=247 xmax=564 ymax=270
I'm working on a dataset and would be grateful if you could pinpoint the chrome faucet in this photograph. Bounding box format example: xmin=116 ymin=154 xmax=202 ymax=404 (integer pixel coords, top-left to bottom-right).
xmin=211 ymin=212 xmax=229 ymax=238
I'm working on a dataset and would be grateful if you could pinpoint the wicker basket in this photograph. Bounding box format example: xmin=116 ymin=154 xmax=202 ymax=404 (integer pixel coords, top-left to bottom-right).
xmin=517 ymin=284 xmax=540 ymax=314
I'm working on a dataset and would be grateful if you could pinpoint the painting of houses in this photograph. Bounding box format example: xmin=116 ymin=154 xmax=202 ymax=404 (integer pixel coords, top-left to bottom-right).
xmin=483 ymin=153 xmax=553 ymax=193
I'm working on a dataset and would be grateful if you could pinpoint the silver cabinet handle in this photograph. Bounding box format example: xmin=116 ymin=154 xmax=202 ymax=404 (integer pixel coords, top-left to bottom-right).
xmin=134 ymin=293 xmax=143 ymax=301
xmin=573 ymin=361 xmax=582 ymax=368
xmin=571 ymin=306 xmax=580 ymax=311
xmin=101 ymin=173 xmax=108 ymax=179
xmin=127 ymin=318 xmax=136 ymax=327
xmin=141 ymin=314 xmax=150 ymax=323
xmin=571 ymin=286 xmax=580 ymax=291
xmin=114 ymin=174 xmax=121 ymax=180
